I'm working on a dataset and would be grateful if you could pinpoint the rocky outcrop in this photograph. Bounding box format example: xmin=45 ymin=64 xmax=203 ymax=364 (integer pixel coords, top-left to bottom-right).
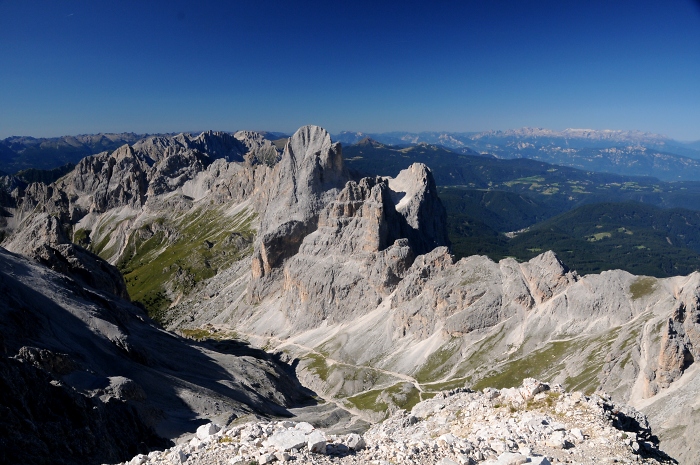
xmin=261 ymin=164 xmax=449 ymax=330
xmin=4 ymin=213 xmax=129 ymax=298
xmin=251 ymin=126 xmax=347 ymax=283
xmin=235 ymin=130 xmax=282 ymax=167
xmin=243 ymin=127 xmax=451 ymax=326
xmin=387 ymin=162 xmax=450 ymax=255
xmin=518 ymin=250 xmax=578 ymax=305
xmin=117 ymin=380 xmax=674 ymax=465
xmin=0 ymin=247 xmax=313 ymax=465
xmin=644 ymin=273 xmax=700 ymax=396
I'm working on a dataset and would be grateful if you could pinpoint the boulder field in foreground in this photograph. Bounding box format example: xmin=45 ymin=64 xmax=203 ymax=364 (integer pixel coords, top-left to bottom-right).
xmin=117 ymin=379 xmax=674 ymax=465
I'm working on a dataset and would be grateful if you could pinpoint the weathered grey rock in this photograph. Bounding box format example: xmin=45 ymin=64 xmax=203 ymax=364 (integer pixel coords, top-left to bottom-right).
xmin=345 ymin=433 xmax=366 ymax=450
xmin=294 ymin=421 xmax=315 ymax=434
xmin=259 ymin=452 xmax=277 ymax=464
xmin=14 ymin=346 xmax=76 ymax=375
xmin=0 ymin=248 xmax=310 ymax=465
xmin=250 ymin=125 xmax=347 ymax=285
xmin=520 ymin=378 xmax=549 ymax=400
xmin=105 ymin=376 xmax=147 ymax=401
xmin=436 ymin=458 xmax=460 ymax=465
xmin=387 ymin=162 xmax=450 ymax=256
xmin=307 ymin=430 xmax=328 ymax=453
xmin=4 ymin=213 xmax=129 ymax=298
xmin=196 ymin=422 xmax=221 ymax=440
xmin=496 ymin=452 xmax=527 ymax=465
xmin=169 ymin=449 xmax=188 ymax=464
xmin=129 ymin=454 xmax=147 ymax=465
xmin=235 ymin=130 xmax=282 ymax=167
xmin=266 ymin=429 xmax=307 ymax=451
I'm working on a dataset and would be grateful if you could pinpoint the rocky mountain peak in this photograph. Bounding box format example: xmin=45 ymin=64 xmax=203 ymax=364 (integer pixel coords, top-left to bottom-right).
xmin=234 ymin=130 xmax=282 ymax=167
xmin=356 ymin=136 xmax=381 ymax=147
xmin=387 ymin=162 xmax=450 ymax=255
xmin=519 ymin=250 xmax=578 ymax=305
xmin=4 ymin=213 xmax=129 ymax=298
xmin=188 ymin=130 xmax=247 ymax=162
xmin=251 ymin=126 xmax=348 ymax=284
xmin=249 ymin=128 xmax=450 ymax=315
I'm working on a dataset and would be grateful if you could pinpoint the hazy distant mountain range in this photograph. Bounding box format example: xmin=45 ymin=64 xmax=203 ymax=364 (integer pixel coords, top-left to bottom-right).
xmin=334 ymin=128 xmax=700 ymax=181
xmin=4 ymin=127 xmax=700 ymax=181
xmin=334 ymin=127 xmax=700 ymax=155
xmin=0 ymin=133 xmax=147 ymax=173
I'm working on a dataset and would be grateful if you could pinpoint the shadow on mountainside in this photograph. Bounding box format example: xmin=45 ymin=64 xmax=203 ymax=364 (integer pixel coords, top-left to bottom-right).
xmin=0 ymin=248 xmax=318 ymax=465
xmin=608 ymin=405 xmax=678 ymax=464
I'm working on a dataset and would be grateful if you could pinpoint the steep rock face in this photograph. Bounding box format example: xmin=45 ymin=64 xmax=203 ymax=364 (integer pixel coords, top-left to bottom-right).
xmin=4 ymin=213 xmax=129 ymax=298
xmin=0 ymin=247 xmax=312 ymax=465
xmin=235 ymin=130 xmax=282 ymax=167
xmin=250 ymin=126 xmax=347 ymax=292
xmin=518 ymin=250 xmax=579 ymax=305
xmin=184 ymin=131 xmax=247 ymax=162
xmin=0 ymin=130 xmax=282 ymax=303
xmin=644 ymin=273 xmax=700 ymax=396
xmin=387 ymin=162 xmax=450 ymax=255
xmin=146 ymin=148 xmax=210 ymax=197
xmin=278 ymin=175 xmax=421 ymax=330
xmin=65 ymin=145 xmax=150 ymax=214
xmin=389 ymin=251 xmax=577 ymax=340
xmin=246 ymin=130 xmax=451 ymax=322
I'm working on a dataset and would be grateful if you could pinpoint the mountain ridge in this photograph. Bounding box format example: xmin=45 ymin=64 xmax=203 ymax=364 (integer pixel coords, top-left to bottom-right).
xmin=1 ymin=125 xmax=699 ymax=463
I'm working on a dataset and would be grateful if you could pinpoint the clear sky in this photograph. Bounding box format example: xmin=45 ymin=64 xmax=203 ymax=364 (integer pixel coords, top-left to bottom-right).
xmin=1 ymin=0 xmax=699 ymax=140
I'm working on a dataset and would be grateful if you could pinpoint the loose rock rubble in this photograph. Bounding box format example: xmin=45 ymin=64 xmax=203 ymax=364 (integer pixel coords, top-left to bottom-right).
xmin=115 ymin=379 xmax=675 ymax=465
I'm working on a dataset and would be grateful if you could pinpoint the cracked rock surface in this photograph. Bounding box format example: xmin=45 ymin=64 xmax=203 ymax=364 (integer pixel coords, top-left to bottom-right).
xmin=116 ymin=379 xmax=674 ymax=465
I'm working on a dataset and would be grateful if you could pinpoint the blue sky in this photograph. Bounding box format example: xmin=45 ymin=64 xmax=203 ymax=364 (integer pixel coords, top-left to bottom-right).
xmin=1 ymin=0 xmax=699 ymax=140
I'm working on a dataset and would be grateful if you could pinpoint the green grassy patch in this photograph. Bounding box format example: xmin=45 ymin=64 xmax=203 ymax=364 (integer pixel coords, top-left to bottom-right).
xmin=472 ymin=330 xmax=620 ymax=394
xmin=73 ymin=228 xmax=91 ymax=247
xmin=629 ymin=277 xmax=657 ymax=300
xmin=385 ymin=382 xmax=422 ymax=411
xmin=587 ymin=232 xmax=612 ymax=242
xmin=179 ymin=327 xmax=239 ymax=341
xmin=421 ymin=377 xmax=469 ymax=392
xmin=414 ymin=338 xmax=461 ymax=383
xmin=345 ymin=382 xmax=421 ymax=413
xmin=304 ymin=353 xmax=331 ymax=382
xmin=472 ymin=339 xmax=580 ymax=391
xmin=346 ymin=389 xmax=388 ymax=413
xmin=116 ymin=207 xmax=256 ymax=322
xmin=453 ymin=327 xmax=506 ymax=378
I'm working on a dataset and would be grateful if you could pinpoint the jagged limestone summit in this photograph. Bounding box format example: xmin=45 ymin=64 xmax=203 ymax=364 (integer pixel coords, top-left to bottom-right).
xmin=1 ymin=125 xmax=698 ymax=464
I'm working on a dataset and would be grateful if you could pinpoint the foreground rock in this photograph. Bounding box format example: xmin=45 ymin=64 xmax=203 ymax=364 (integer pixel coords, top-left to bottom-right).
xmin=116 ymin=380 xmax=674 ymax=465
xmin=0 ymin=247 xmax=312 ymax=465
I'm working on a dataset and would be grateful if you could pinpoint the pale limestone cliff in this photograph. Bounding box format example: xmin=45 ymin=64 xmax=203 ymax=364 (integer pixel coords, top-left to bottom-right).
xmin=1 ymin=125 xmax=698 ymax=462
